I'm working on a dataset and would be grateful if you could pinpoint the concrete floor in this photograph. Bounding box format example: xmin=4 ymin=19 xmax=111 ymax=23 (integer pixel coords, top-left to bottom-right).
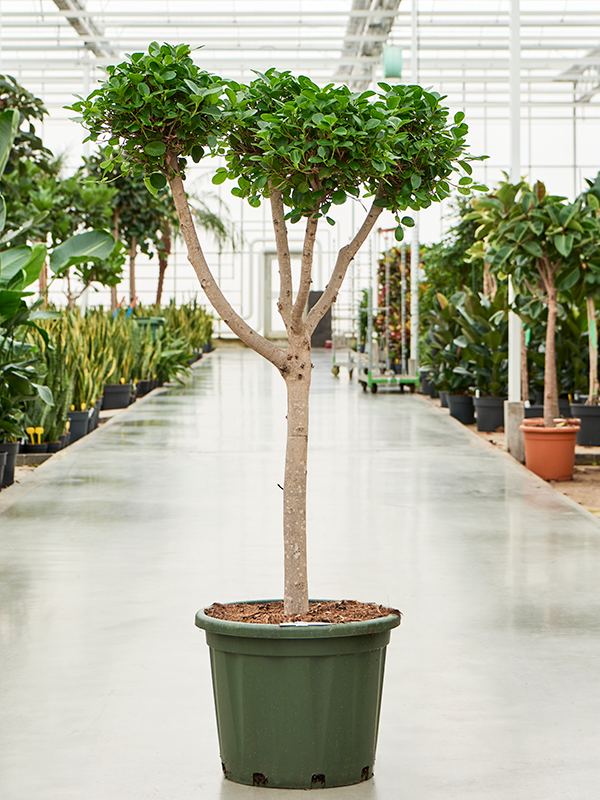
xmin=1 ymin=348 xmax=600 ymax=800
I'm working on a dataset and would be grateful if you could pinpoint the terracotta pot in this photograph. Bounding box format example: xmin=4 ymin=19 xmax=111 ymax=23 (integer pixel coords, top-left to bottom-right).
xmin=519 ymin=419 xmax=580 ymax=481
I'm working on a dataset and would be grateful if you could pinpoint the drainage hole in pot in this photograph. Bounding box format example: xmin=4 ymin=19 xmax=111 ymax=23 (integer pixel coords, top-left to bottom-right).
xmin=311 ymin=774 xmax=326 ymax=787
xmin=252 ymin=773 xmax=268 ymax=786
xmin=361 ymin=766 xmax=371 ymax=781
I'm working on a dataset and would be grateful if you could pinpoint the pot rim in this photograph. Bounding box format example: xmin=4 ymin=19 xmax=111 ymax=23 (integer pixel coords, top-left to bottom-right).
xmin=195 ymin=600 xmax=401 ymax=639
xmin=520 ymin=421 xmax=580 ymax=433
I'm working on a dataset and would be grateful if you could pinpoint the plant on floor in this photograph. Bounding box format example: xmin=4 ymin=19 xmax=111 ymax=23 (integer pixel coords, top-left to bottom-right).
xmin=468 ymin=178 xmax=600 ymax=426
xmin=72 ymin=40 xmax=481 ymax=615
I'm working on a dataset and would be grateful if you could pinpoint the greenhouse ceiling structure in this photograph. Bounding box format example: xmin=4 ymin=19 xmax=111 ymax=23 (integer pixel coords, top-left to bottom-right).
xmin=1 ymin=0 xmax=600 ymax=196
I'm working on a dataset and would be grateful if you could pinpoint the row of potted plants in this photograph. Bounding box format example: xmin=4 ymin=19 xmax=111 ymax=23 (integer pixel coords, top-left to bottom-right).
xmin=0 ymin=302 xmax=213 ymax=489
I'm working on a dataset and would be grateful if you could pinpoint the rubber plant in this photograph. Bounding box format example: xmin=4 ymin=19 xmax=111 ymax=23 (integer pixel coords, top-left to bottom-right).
xmin=72 ymin=41 xmax=482 ymax=615
xmin=468 ymin=178 xmax=600 ymax=427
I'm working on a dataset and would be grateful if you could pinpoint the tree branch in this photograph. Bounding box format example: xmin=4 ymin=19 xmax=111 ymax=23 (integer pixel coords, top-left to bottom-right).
xmin=269 ymin=187 xmax=293 ymax=329
xmin=305 ymin=198 xmax=384 ymax=335
xmin=167 ymin=156 xmax=288 ymax=372
xmin=292 ymin=214 xmax=319 ymax=334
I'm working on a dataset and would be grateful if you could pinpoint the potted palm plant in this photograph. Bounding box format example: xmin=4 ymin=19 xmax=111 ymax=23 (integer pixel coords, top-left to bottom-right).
xmin=468 ymin=178 xmax=600 ymax=480
xmin=71 ymin=42 xmax=483 ymax=788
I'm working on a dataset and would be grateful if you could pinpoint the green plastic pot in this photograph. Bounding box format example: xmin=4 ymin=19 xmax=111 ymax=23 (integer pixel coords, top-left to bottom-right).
xmin=195 ymin=602 xmax=400 ymax=790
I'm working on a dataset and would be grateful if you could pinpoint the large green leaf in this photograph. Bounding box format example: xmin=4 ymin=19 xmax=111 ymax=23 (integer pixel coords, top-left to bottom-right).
xmin=49 ymin=230 xmax=115 ymax=275
xmin=0 ymin=244 xmax=47 ymax=291
xmin=554 ymin=233 xmax=574 ymax=258
xmin=0 ymin=109 xmax=19 ymax=178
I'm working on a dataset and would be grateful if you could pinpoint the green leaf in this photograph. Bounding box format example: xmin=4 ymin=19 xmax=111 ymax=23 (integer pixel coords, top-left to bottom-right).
xmin=32 ymin=383 xmax=54 ymax=407
xmin=332 ymin=190 xmax=346 ymax=205
xmin=49 ymin=231 xmax=115 ymax=275
xmin=556 ymin=266 xmax=580 ymax=291
xmin=191 ymin=145 xmax=205 ymax=163
xmin=394 ymin=226 xmax=404 ymax=242
xmin=144 ymin=140 xmax=166 ymax=156
xmin=0 ymin=109 xmax=19 ymax=178
xmin=149 ymin=172 xmax=167 ymax=189
xmin=212 ymin=171 xmax=228 ymax=185
xmin=554 ymin=233 xmax=574 ymax=258
xmin=401 ymin=216 xmax=415 ymax=227
xmin=410 ymin=174 xmax=422 ymax=190
xmin=520 ymin=241 xmax=544 ymax=258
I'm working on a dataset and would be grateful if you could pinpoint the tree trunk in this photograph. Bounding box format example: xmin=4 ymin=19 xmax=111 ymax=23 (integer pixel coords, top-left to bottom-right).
xmin=521 ymin=324 xmax=529 ymax=404
xmin=586 ymin=295 xmax=599 ymax=406
xmin=111 ymin=209 xmax=120 ymax=314
xmin=129 ymin=236 xmax=137 ymax=303
xmin=544 ymin=288 xmax=559 ymax=426
xmin=156 ymin=228 xmax=171 ymax=307
xmin=39 ymin=259 xmax=47 ymax=305
xmin=483 ymin=261 xmax=497 ymax=300
xmin=282 ymin=335 xmax=311 ymax=616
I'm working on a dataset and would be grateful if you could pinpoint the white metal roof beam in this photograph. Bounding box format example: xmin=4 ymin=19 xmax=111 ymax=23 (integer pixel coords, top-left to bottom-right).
xmin=51 ymin=0 xmax=118 ymax=59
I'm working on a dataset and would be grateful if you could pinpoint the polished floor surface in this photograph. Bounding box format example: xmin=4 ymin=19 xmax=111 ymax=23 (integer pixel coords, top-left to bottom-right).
xmin=1 ymin=348 xmax=600 ymax=800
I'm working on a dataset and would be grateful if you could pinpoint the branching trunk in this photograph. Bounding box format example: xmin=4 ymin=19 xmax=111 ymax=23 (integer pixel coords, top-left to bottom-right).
xmin=167 ymin=156 xmax=287 ymax=371
xmin=544 ymin=286 xmax=559 ymax=427
xmin=166 ymin=153 xmax=385 ymax=615
xmin=586 ymin=295 xmax=599 ymax=406
xmin=483 ymin=261 xmax=497 ymax=300
xmin=129 ymin=236 xmax=137 ymax=303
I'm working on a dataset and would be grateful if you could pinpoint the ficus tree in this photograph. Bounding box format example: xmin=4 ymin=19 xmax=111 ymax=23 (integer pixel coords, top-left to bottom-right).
xmin=72 ymin=41 xmax=481 ymax=615
xmin=468 ymin=178 xmax=600 ymax=426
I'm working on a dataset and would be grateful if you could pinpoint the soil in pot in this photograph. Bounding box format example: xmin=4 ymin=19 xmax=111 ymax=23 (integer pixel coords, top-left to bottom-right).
xmin=520 ymin=418 xmax=580 ymax=481
xmin=197 ymin=600 xmax=401 ymax=790
xmin=570 ymin=404 xmax=600 ymax=446
xmin=0 ymin=441 xmax=19 ymax=487
xmin=474 ymin=396 xmax=506 ymax=432
xmin=448 ymin=394 xmax=475 ymax=425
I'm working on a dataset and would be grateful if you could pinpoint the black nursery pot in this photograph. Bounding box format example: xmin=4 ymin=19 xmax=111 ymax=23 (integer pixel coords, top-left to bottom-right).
xmin=68 ymin=410 xmax=90 ymax=443
xmin=136 ymin=379 xmax=154 ymax=398
xmin=102 ymin=383 xmax=132 ymax=410
xmin=46 ymin=441 xmax=63 ymax=453
xmin=0 ymin=441 xmax=19 ymax=487
xmin=439 ymin=390 xmax=449 ymax=408
xmin=23 ymin=442 xmax=48 ymax=454
xmin=448 ymin=394 xmax=475 ymax=425
xmin=0 ymin=452 xmax=6 ymax=489
xmin=570 ymin=404 xmax=600 ymax=446
xmin=474 ymin=396 xmax=506 ymax=432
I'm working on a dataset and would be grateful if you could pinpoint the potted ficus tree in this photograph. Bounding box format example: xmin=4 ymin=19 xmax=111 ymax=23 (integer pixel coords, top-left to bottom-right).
xmin=71 ymin=41 xmax=482 ymax=788
xmin=468 ymin=178 xmax=600 ymax=480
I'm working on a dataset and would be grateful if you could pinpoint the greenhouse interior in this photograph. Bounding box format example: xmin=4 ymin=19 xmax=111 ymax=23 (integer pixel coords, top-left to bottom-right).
xmin=2 ymin=1 xmax=600 ymax=798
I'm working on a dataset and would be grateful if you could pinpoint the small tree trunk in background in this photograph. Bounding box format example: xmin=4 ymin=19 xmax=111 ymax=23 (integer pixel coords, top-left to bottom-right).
xmin=39 ymin=259 xmax=47 ymax=304
xmin=482 ymin=261 xmax=497 ymax=300
xmin=155 ymin=228 xmax=171 ymax=307
xmin=544 ymin=288 xmax=559 ymax=426
xmin=111 ymin=209 xmax=120 ymax=313
xmin=521 ymin=324 xmax=529 ymax=404
xmin=586 ymin=295 xmax=599 ymax=406
xmin=129 ymin=236 xmax=137 ymax=303
xmin=282 ymin=335 xmax=311 ymax=616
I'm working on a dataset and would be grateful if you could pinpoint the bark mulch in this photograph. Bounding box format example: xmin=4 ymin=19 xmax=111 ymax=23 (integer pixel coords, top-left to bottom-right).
xmin=205 ymin=599 xmax=401 ymax=625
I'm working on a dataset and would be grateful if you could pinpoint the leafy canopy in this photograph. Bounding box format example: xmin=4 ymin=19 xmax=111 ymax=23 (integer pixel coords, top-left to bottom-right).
xmin=71 ymin=43 xmax=485 ymax=240
xmin=216 ymin=70 xmax=485 ymax=229
xmin=467 ymin=177 xmax=600 ymax=296
xmin=69 ymin=42 xmax=225 ymax=188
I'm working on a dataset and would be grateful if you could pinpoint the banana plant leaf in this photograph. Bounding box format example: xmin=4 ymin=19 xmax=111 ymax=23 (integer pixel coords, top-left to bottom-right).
xmin=49 ymin=230 xmax=115 ymax=275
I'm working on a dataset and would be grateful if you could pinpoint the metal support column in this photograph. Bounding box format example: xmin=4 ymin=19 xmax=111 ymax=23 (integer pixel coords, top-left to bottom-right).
xmin=506 ymin=0 xmax=525 ymax=462
xmin=409 ymin=0 xmax=420 ymax=377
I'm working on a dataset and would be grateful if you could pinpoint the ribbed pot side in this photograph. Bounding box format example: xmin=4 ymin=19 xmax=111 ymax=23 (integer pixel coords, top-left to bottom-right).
xmin=195 ymin=606 xmax=401 ymax=790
